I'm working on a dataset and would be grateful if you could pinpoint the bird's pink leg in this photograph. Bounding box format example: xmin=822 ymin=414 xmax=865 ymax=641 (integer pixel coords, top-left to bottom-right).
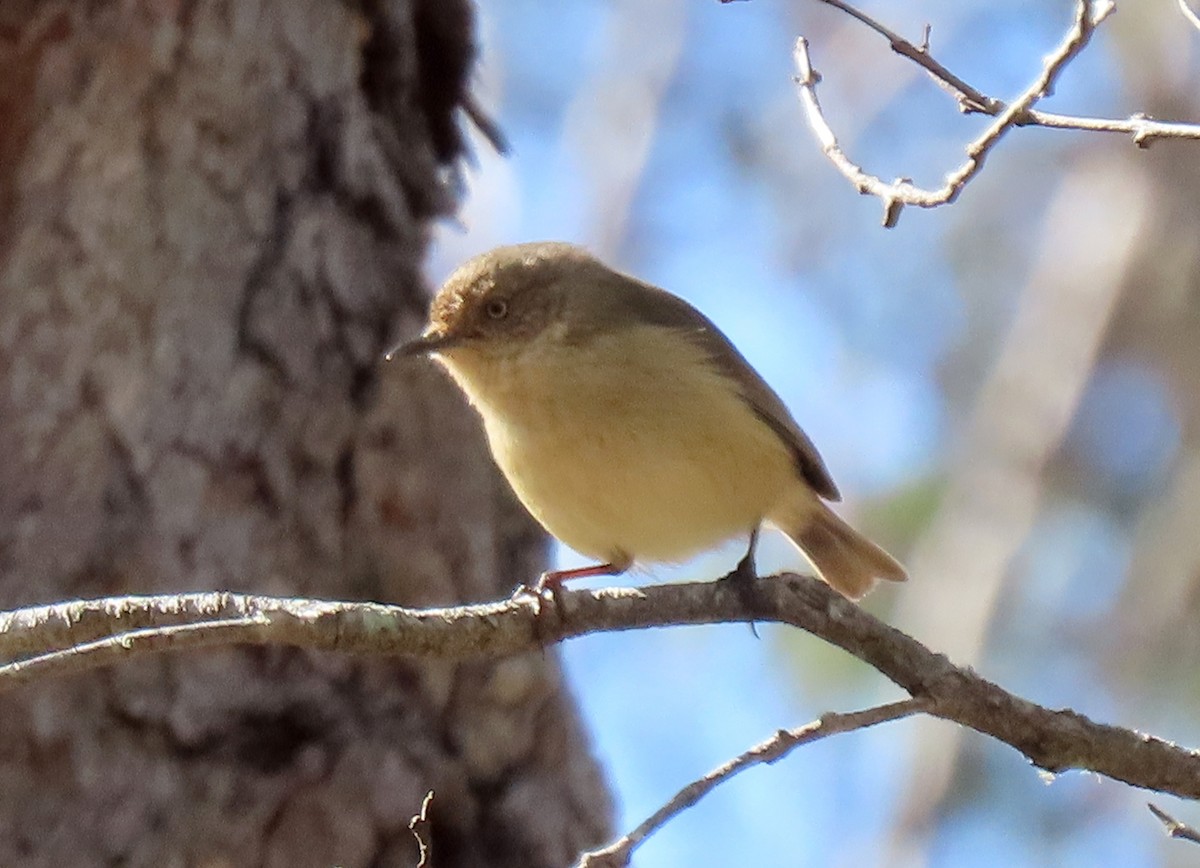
xmin=535 ymin=556 xmax=631 ymax=591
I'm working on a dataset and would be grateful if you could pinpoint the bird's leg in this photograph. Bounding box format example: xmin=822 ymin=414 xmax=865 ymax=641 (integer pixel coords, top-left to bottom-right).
xmin=535 ymin=560 xmax=629 ymax=591
xmin=724 ymin=526 xmax=760 ymax=583
xmin=515 ymin=556 xmax=632 ymax=638
xmin=512 ymin=555 xmax=631 ymax=603
xmin=722 ymin=527 xmax=762 ymax=638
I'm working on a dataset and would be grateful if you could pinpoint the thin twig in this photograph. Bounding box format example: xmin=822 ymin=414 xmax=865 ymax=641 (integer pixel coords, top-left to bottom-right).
xmin=2 ymin=575 xmax=1200 ymax=802
xmin=813 ymin=0 xmax=997 ymax=113
xmin=1020 ymin=109 xmax=1200 ymax=148
xmin=794 ymin=0 xmax=1115 ymax=225
xmin=1148 ymin=802 xmax=1200 ymax=845
xmin=576 ymin=699 xmax=926 ymax=867
xmin=410 ymin=791 xmax=436 ymax=867
xmin=0 ymin=615 xmax=270 ymax=682
xmin=462 ymin=94 xmax=510 ymax=155
xmin=815 ymin=0 xmax=1200 ymax=144
xmin=792 ymin=36 xmax=906 ymax=227
xmin=1179 ymin=0 xmax=1200 ymax=34
xmin=797 ymin=0 xmax=1200 ymax=222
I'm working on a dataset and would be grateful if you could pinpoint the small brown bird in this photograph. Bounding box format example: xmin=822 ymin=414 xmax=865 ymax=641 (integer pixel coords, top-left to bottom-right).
xmin=391 ymin=242 xmax=906 ymax=599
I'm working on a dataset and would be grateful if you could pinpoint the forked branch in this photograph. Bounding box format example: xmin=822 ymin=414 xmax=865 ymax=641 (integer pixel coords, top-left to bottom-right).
xmin=792 ymin=0 xmax=1200 ymax=224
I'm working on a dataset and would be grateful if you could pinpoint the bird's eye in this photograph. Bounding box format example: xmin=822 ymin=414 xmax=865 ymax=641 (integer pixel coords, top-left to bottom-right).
xmin=485 ymin=298 xmax=509 ymax=320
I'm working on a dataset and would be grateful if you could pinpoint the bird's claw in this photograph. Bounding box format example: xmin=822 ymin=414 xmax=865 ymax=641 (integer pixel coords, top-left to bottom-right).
xmin=509 ymin=581 xmax=543 ymax=602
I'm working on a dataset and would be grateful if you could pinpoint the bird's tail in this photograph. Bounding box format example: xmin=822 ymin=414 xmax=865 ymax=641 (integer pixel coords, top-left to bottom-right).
xmin=776 ymin=499 xmax=907 ymax=600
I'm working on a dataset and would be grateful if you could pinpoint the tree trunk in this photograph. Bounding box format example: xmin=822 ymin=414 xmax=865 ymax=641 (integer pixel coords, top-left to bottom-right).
xmin=0 ymin=2 xmax=612 ymax=865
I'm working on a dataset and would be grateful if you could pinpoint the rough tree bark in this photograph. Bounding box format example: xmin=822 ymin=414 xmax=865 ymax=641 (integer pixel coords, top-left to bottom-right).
xmin=0 ymin=2 xmax=612 ymax=866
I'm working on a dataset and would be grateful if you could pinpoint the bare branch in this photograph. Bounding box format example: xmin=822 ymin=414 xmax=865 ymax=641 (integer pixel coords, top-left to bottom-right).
xmin=794 ymin=0 xmax=1115 ymax=225
xmin=3 ymin=574 xmax=1200 ymax=802
xmin=792 ymin=37 xmax=907 ymax=227
xmin=813 ymin=0 xmax=1200 ymax=149
xmin=410 ymin=791 xmax=436 ymax=867
xmin=576 ymin=699 xmax=926 ymax=867
xmin=1149 ymin=802 xmax=1200 ymax=845
xmin=1020 ymin=109 xmax=1200 ymax=147
xmin=795 ymin=0 xmax=1200 ymax=222
xmin=813 ymin=0 xmax=997 ymax=113
xmin=0 ymin=591 xmax=528 ymax=683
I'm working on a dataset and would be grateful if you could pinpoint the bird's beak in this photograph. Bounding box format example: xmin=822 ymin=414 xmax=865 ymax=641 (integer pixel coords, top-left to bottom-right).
xmin=385 ymin=330 xmax=461 ymax=361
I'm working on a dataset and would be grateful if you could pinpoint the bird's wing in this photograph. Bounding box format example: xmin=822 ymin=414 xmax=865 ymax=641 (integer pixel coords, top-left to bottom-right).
xmin=602 ymin=274 xmax=842 ymax=502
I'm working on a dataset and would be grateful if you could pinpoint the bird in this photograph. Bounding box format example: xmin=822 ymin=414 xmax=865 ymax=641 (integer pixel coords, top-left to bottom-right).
xmin=390 ymin=241 xmax=907 ymax=600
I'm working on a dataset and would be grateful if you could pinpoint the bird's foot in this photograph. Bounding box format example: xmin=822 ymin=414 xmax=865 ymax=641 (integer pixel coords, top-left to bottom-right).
xmin=720 ymin=528 xmax=762 ymax=638
xmin=721 ymin=547 xmax=758 ymax=583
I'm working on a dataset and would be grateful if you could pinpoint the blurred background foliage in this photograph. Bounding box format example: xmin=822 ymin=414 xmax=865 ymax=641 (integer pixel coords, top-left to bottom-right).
xmin=429 ymin=1 xmax=1200 ymax=865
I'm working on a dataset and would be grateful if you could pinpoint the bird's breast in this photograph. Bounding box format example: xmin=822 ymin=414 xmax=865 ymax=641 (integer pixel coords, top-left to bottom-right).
xmin=439 ymin=326 xmax=798 ymax=564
